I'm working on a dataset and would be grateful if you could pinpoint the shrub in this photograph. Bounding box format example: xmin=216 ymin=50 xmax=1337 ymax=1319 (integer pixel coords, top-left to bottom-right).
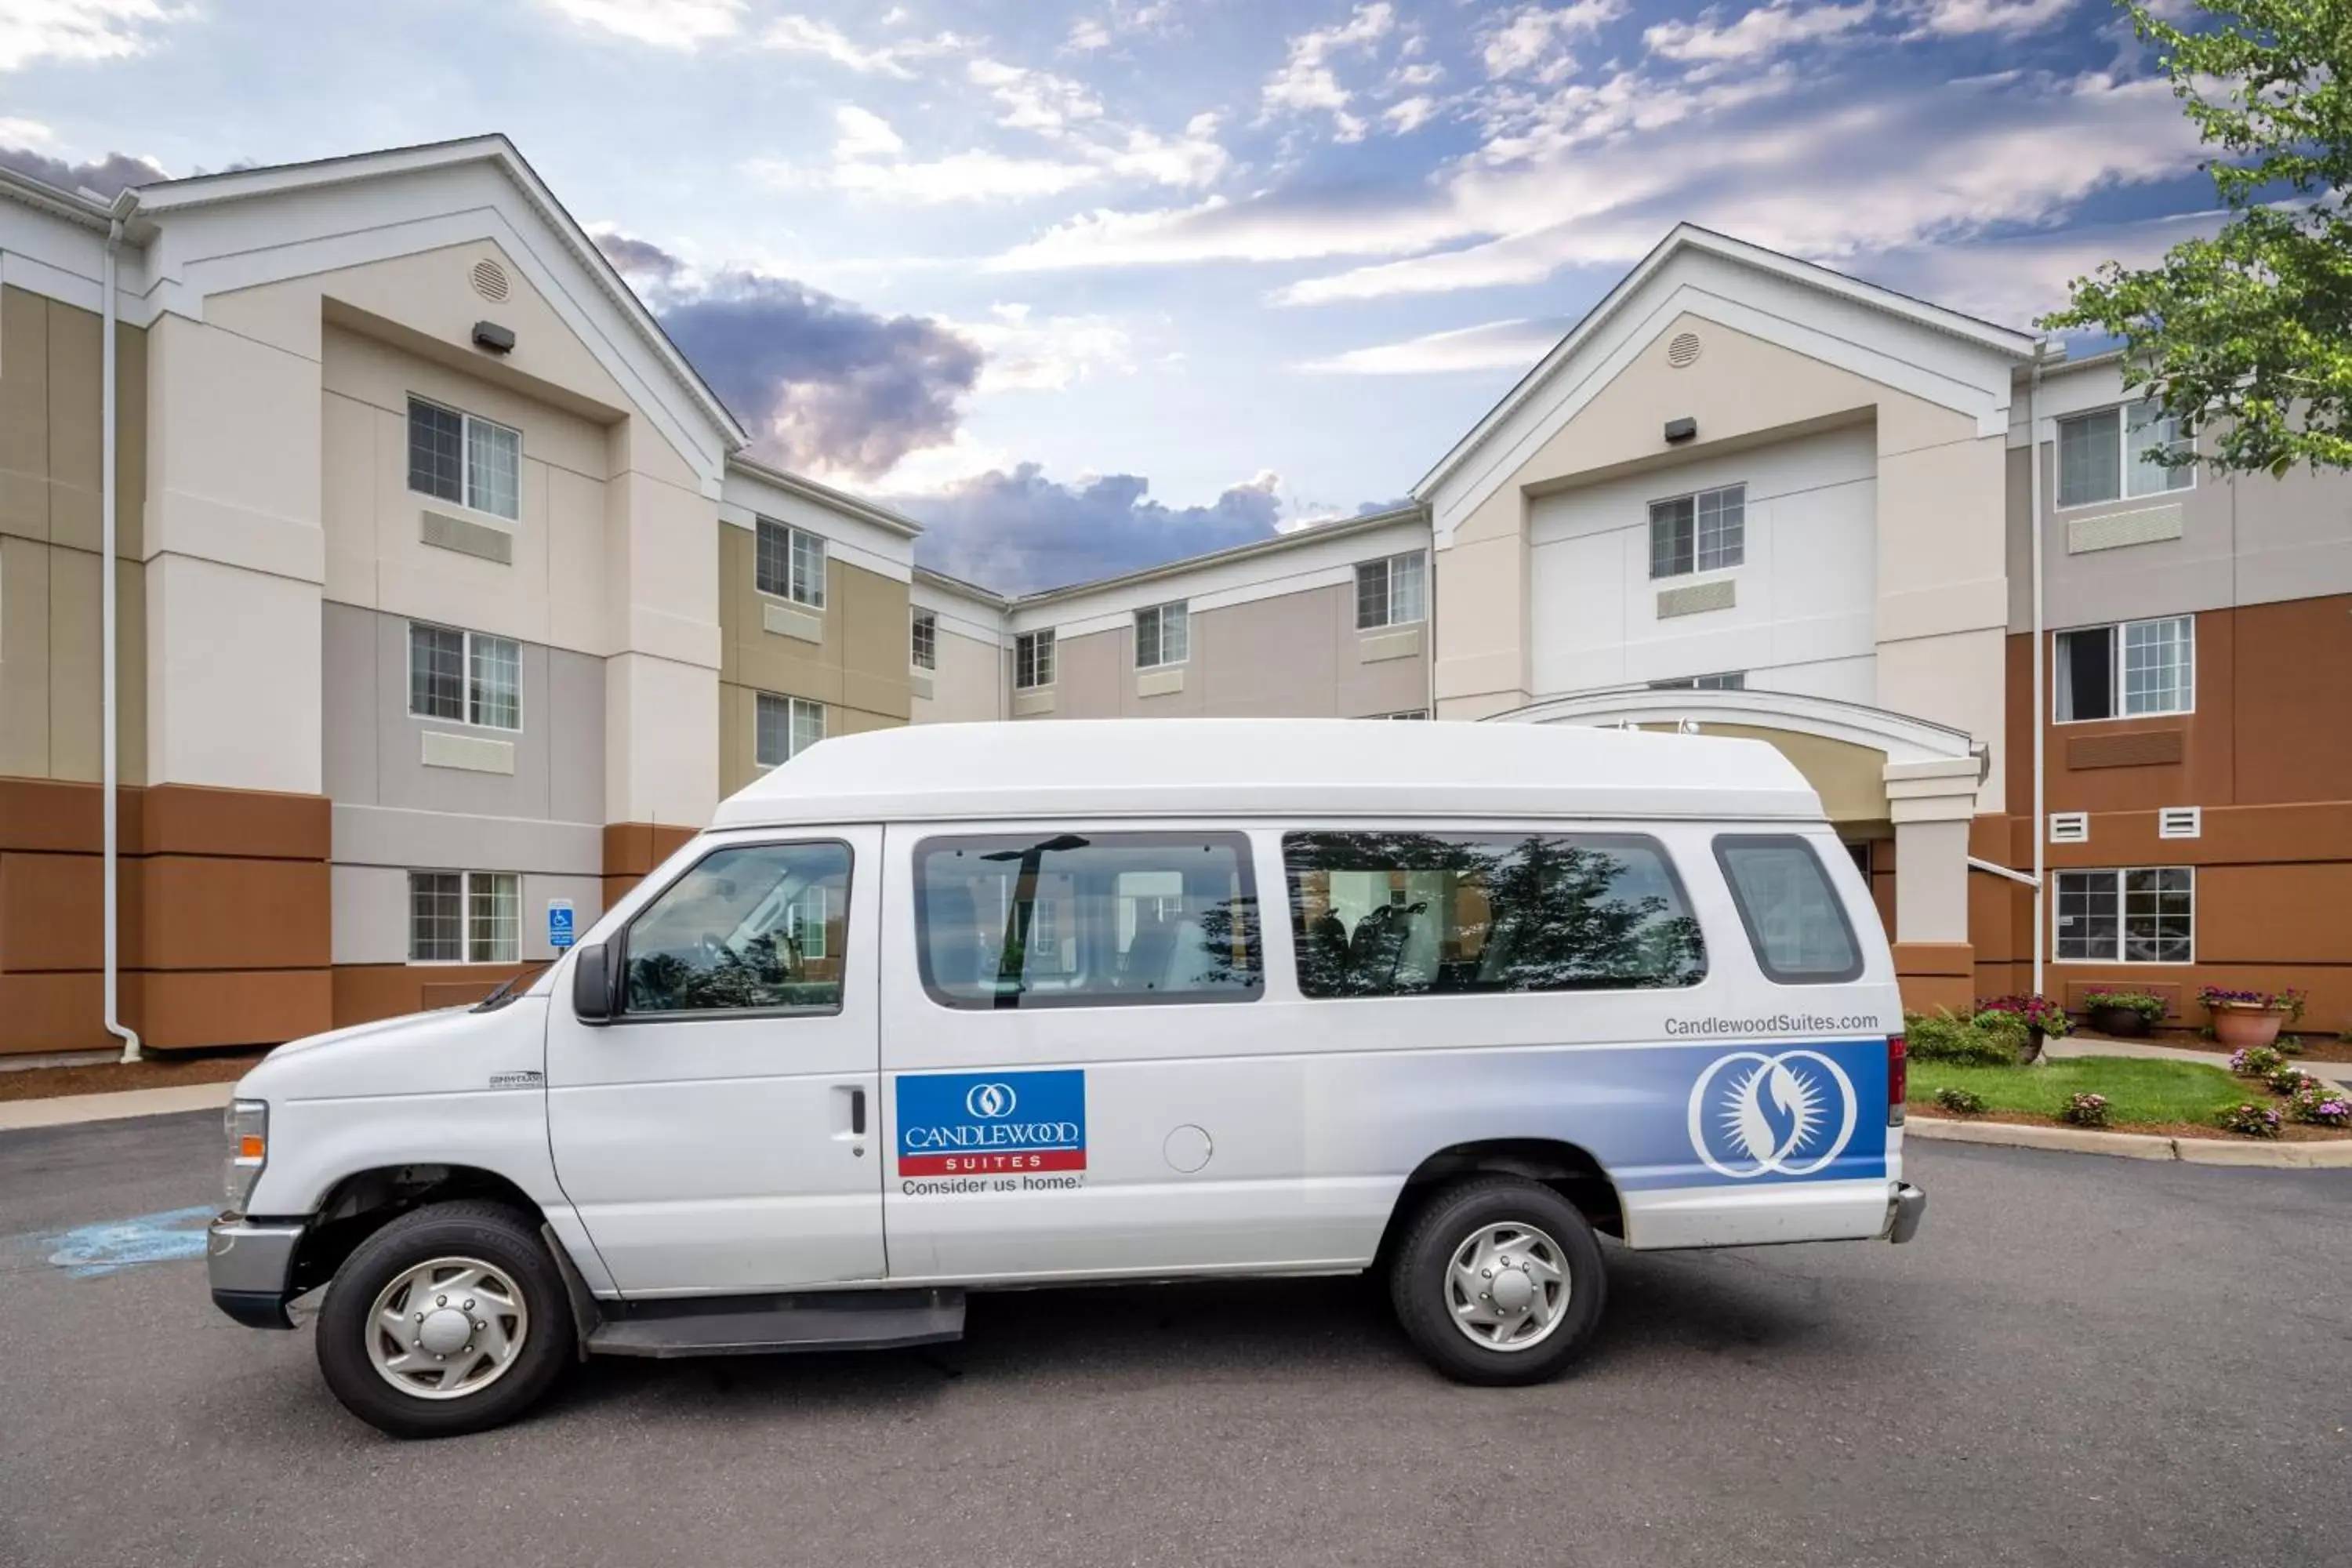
xmin=2227 ymin=1044 xmax=2285 ymax=1078
xmin=2220 ymin=1102 xmax=2284 ymax=1139
xmin=1976 ymin=993 xmax=2071 ymax=1038
xmin=1905 ymin=1011 xmax=2018 ymax=1068
xmin=2060 ymin=1092 xmax=2111 ymax=1128
xmin=2082 ymin=990 xmax=2169 ymax=1023
xmin=2263 ymin=1063 xmax=2314 ymax=1097
xmin=1934 ymin=1086 xmax=1987 ymax=1115
xmin=2276 ymin=1034 xmax=2304 ymax=1056
xmin=2286 ymin=1080 xmax=2352 ymax=1128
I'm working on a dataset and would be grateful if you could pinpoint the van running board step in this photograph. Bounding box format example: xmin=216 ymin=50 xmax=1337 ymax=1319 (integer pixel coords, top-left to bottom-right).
xmin=586 ymin=1288 xmax=964 ymax=1359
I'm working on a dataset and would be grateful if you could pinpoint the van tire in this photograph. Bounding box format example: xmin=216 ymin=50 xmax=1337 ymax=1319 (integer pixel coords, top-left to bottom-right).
xmin=315 ymin=1200 xmax=575 ymax=1439
xmin=1388 ymin=1176 xmax=1606 ymax=1386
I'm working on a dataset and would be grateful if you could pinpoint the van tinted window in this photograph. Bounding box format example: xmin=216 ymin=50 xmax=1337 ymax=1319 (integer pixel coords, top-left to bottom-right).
xmin=914 ymin=832 xmax=1261 ymax=1010
xmin=1283 ymin=831 xmax=1704 ymax=997
xmin=1713 ymin=835 xmax=1863 ymax=983
xmin=622 ymin=840 xmax=851 ymax=1015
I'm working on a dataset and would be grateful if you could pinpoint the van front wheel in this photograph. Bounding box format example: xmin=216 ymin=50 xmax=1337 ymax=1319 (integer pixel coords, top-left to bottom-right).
xmin=1388 ymin=1176 xmax=1606 ymax=1386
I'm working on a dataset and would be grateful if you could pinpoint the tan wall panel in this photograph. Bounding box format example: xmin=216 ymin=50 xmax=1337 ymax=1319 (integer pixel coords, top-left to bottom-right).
xmin=718 ymin=681 xmax=760 ymax=799
xmin=0 ymin=286 xmax=50 ymax=543
xmin=140 ymin=782 xmax=332 ymax=859
xmin=0 ymin=850 xmax=111 ymax=972
xmin=135 ymin=968 xmax=332 ymax=1050
xmin=45 ymin=296 xmax=103 ymax=554
xmin=2197 ymin=862 xmax=2352 ymax=965
xmin=0 ymin=971 xmax=105 ymax=1053
xmin=837 ymin=562 xmax=913 ymax=721
xmin=1697 ymin=724 xmax=1889 ymax=822
xmin=138 ymin=856 xmax=332 ymax=970
xmin=0 ymin=535 xmax=52 ymax=776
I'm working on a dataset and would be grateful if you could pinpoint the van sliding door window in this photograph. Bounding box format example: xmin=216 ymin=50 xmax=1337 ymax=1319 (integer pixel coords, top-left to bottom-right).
xmin=1282 ymin=831 xmax=1705 ymax=998
xmin=914 ymin=833 xmax=1261 ymax=1010
xmin=619 ymin=841 xmax=852 ymax=1017
xmin=1712 ymin=835 xmax=1863 ymax=984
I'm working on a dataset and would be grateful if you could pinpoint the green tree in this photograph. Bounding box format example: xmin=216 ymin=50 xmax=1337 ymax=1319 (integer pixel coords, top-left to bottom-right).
xmin=2041 ymin=2 xmax=2352 ymax=476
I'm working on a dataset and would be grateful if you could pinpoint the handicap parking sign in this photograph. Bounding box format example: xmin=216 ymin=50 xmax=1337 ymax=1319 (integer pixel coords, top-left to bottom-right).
xmin=547 ymin=898 xmax=575 ymax=951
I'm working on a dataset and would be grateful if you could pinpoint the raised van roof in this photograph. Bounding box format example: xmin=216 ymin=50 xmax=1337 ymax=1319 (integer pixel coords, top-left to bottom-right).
xmin=708 ymin=719 xmax=1824 ymax=829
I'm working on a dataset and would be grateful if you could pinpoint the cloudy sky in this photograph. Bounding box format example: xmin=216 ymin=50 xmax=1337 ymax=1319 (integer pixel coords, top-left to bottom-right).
xmin=1 ymin=0 xmax=2219 ymax=590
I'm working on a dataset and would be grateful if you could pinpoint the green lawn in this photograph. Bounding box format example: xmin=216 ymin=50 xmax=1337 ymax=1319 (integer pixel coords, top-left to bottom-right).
xmin=1910 ymin=1055 xmax=2249 ymax=1127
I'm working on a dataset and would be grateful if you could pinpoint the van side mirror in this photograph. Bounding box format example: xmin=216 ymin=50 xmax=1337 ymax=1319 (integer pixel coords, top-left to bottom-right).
xmin=572 ymin=942 xmax=617 ymax=1024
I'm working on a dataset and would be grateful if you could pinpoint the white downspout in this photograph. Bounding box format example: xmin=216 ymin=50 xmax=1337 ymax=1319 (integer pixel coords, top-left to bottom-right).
xmin=2029 ymin=343 xmax=2049 ymax=1000
xmin=103 ymin=205 xmax=143 ymax=1064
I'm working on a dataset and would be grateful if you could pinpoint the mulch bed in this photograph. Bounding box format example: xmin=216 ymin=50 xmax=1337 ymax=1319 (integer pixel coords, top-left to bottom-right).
xmin=2070 ymin=1029 xmax=2352 ymax=1064
xmin=0 ymin=1051 xmax=268 ymax=1103
xmin=1910 ymin=1105 xmax=2352 ymax=1142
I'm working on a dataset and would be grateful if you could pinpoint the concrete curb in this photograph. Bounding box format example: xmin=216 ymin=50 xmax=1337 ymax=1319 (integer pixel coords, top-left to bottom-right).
xmin=1908 ymin=1115 xmax=2352 ymax=1167
xmin=0 ymin=1081 xmax=235 ymax=1133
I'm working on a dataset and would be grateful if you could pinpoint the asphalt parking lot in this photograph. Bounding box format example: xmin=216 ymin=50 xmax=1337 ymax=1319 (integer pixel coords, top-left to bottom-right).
xmin=2 ymin=1112 xmax=2346 ymax=1568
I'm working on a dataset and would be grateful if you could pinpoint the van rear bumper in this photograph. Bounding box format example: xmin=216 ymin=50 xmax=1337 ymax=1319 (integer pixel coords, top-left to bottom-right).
xmin=1882 ymin=1182 xmax=1927 ymax=1244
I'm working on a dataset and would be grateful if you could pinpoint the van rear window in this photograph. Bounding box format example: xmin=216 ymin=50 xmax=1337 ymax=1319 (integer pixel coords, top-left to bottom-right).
xmin=914 ymin=832 xmax=1261 ymax=1010
xmin=1713 ymin=835 xmax=1863 ymax=984
xmin=1282 ymin=831 xmax=1704 ymax=998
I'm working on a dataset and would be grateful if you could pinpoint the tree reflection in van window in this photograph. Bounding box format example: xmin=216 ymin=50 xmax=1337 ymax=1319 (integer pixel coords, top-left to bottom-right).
xmin=1283 ymin=832 xmax=1704 ymax=997
xmin=915 ymin=832 xmax=1261 ymax=1010
xmin=622 ymin=841 xmax=851 ymax=1014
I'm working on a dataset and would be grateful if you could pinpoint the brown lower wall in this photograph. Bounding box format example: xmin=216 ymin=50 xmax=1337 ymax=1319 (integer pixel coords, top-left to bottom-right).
xmin=0 ymin=775 xmax=333 ymax=1054
xmin=602 ymin=821 xmax=699 ymax=909
xmin=332 ymin=963 xmax=532 ymax=1029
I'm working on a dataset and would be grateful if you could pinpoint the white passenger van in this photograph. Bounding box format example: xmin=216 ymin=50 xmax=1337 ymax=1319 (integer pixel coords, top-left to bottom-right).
xmin=208 ymin=720 xmax=1922 ymax=1437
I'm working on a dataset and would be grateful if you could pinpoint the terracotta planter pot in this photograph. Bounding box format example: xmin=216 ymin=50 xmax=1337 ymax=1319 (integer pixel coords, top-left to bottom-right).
xmin=2088 ymin=1005 xmax=2151 ymax=1038
xmin=2211 ymin=1006 xmax=2286 ymax=1051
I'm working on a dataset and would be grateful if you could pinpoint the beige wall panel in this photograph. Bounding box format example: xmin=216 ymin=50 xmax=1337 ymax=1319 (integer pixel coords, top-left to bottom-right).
xmin=145 ymin=552 xmax=323 ymax=794
xmin=912 ymin=627 xmax=1004 ymax=724
xmin=1044 ymin=626 xmax=1124 ymax=719
xmin=145 ymin=314 xmax=324 ymax=580
xmin=1699 ymin=723 xmax=1889 ymax=822
xmin=604 ymin=469 xmax=720 ymax=671
xmin=2032 ymin=439 xmax=2236 ymax=632
xmin=43 ymin=296 xmax=101 ymax=554
xmin=322 ymin=321 xmax=610 ymax=482
xmin=604 ymin=650 xmax=717 ymax=828
xmin=1877 ymin=626 xmax=2005 ymax=813
xmin=544 ymin=463 xmax=611 ymax=655
xmin=114 ymin=312 xmax=147 ymax=561
xmin=0 ymin=287 xmax=49 ymax=545
xmin=321 ymin=390 xmax=379 ymax=608
xmin=0 ymin=535 xmax=51 ymax=775
xmin=1876 ymin=434 xmax=2007 ymax=641
xmin=832 ymin=704 xmax=900 ymax=737
xmin=1432 ymin=531 xmax=1530 ymax=712
xmin=1194 ymin=586 xmax=1341 ymax=715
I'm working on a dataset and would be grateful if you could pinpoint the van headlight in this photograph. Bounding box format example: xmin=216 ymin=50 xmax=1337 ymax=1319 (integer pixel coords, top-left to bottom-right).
xmin=223 ymin=1099 xmax=268 ymax=1212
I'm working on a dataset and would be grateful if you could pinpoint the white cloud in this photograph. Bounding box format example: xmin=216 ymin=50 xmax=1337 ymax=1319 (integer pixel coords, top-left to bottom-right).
xmin=954 ymin=302 xmax=1139 ymax=393
xmin=1871 ymin=206 xmax=2224 ymax=327
xmin=0 ymin=116 xmax=56 ymax=145
xmin=1481 ymin=2 xmax=1624 ymax=85
xmin=1299 ymin=317 xmax=1569 ymax=375
xmin=760 ymin=13 xmax=964 ymax=77
xmin=1907 ymin=0 xmax=2077 ymax=35
xmin=751 ymin=147 xmax=1102 ymax=202
xmin=989 ymin=192 xmax=1471 ymax=271
xmin=970 ymin=57 xmax=1105 ymax=133
xmin=1065 ymin=2 xmax=1178 ymax=53
xmin=1262 ymin=2 xmax=1397 ymax=143
xmin=1384 ymin=96 xmax=1439 ymax=133
xmin=1645 ymin=1 xmax=1878 ymax=67
xmin=831 ymin=104 xmax=904 ymax=160
xmin=0 ymin=0 xmax=190 ymax=71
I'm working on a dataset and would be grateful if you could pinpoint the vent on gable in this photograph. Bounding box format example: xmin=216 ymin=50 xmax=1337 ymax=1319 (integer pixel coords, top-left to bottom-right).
xmin=470 ymin=259 xmax=511 ymax=303
xmin=1666 ymin=332 xmax=1702 ymax=368
xmin=2048 ymin=812 xmax=2089 ymax=844
xmin=2158 ymin=806 xmax=2202 ymax=840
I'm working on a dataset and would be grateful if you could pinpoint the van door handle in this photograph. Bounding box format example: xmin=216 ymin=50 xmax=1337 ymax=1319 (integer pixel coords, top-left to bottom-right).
xmin=850 ymin=1087 xmax=867 ymax=1136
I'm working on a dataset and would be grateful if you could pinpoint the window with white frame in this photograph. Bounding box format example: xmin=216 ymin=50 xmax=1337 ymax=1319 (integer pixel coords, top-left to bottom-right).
xmin=408 ymin=621 xmax=521 ymax=730
xmin=409 ymin=870 xmax=519 ymax=963
xmin=1650 ymin=671 xmax=1746 ymax=691
xmin=1015 ymin=630 xmax=1055 ymax=690
xmin=1649 ymin=484 xmax=1744 ymax=579
xmin=2057 ymin=403 xmax=2193 ymax=508
xmin=756 ymin=693 xmax=826 ymax=768
xmin=2055 ymin=615 xmax=2194 ymax=721
xmin=754 ymin=517 xmax=826 ymax=608
xmin=1355 ymin=552 xmax=1426 ymax=630
xmin=910 ymin=609 xmax=936 ymax=671
xmin=1134 ymin=601 xmax=1189 ymax=668
xmin=407 ymin=397 xmax=520 ymax=522
xmin=787 ymin=884 xmax=830 ymax=961
xmin=2054 ymin=867 xmax=2193 ymax=963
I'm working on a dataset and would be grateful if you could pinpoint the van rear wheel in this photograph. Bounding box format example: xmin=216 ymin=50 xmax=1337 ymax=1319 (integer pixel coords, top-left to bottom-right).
xmin=315 ymin=1200 xmax=575 ymax=1439
xmin=1388 ymin=1176 xmax=1606 ymax=1386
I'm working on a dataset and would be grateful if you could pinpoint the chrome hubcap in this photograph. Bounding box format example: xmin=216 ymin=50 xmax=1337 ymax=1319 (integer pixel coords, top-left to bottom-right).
xmin=1446 ymin=1221 xmax=1570 ymax=1353
xmin=365 ymin=1256 xmax=529 ymax=1400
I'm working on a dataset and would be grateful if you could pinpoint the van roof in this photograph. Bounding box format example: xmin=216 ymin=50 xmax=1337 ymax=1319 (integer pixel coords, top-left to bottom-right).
xmin=708 ymin=719 xmax=1824 ymax=829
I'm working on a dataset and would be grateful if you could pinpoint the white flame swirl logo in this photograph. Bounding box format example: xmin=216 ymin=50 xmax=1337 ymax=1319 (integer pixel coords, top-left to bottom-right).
xmin=1686 ymin=1049 xmax=1858 ymax=1179
xmin=965 ymin=1082 xmax=1018 ymax=1119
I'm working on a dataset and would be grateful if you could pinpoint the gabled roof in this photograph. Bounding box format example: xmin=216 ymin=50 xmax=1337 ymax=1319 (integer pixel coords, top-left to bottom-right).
xmin=1414 ymin=223 xmax=2042 ymax=503
xmin=729 ymin=454 xmax=926 ymax=540
xmin=0 ymin=164 xmax=114 ymax=227
xmin=125 ymin=134 xmax=750 ymax=452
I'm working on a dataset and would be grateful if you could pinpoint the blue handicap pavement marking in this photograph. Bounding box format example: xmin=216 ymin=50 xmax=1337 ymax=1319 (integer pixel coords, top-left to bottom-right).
xmin=43 ymin=1205 xmax=216 ymax=1278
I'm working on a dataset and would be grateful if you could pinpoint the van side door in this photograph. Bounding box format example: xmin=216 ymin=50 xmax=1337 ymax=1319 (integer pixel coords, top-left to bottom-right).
xmin=545 ymin=829 xmax=883 ymax=1295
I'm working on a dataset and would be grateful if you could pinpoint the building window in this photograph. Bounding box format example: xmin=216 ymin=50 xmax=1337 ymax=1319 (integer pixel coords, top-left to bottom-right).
xmin=1356 ymin=552 xmax=1426 ymax=630
xmin=2055 ymin=615 xmax=2194 ymax=721
xmin=1650 ymin=484 xmax=1744 ymax=579
xmin=755 ymin=693 xmax=826 ymax=768
xmin=2057 ymin=404 xmax=2193 ymax=508
xmin=1134 ymin=601 xmax=1189 ymax=668
xmin=1369 ymin=709 xmax=1430 ymax=720
xmin=1650 ymin=671 xmax=1746 ymax=691
xmin=620 ymin=841 xmax=852 ymax=1015
xmin=910 ymin=609 xmax=936 ymax=671
xmin=408 ymin=621 xmax=521 ymax=731
xmin=409 ymin=870 xmax=518 ymax=964
xmin=914 ymin=831 xmax=1261 ymax=1010
xmin=407 ymin=397 xmax=520 ymax=522
xmin=1284 ymin=830 xmax=1704 ymax=997
xmin=1015 ymin=630 xmax=1055 ymax=690
xmin=754 ymin=517 xmax=826 ymax=608
xmin=2054 ymin=868 xmax=2193 ymax=963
